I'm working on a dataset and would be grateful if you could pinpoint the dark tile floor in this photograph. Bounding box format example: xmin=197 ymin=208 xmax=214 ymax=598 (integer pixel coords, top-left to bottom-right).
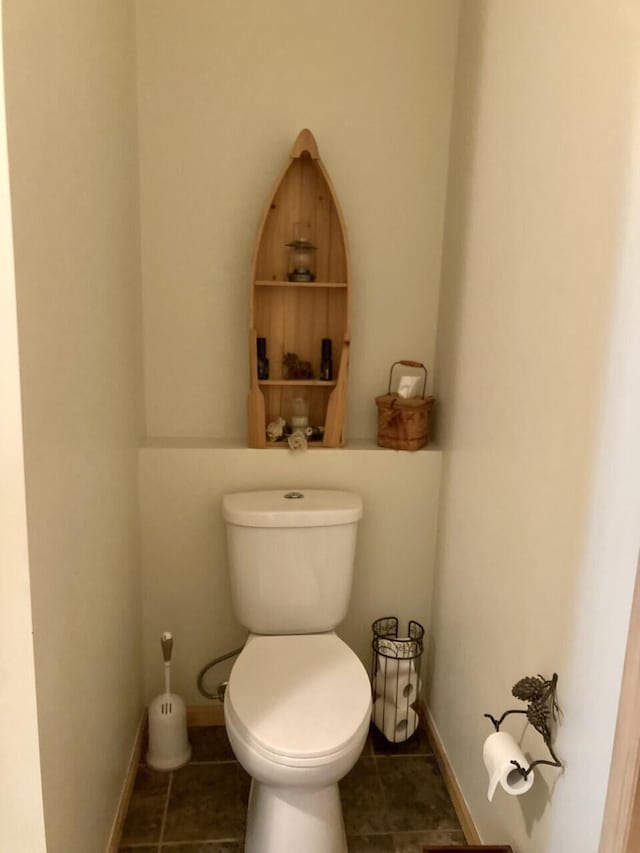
xmin=119 ymin=724 xmax=466 ymax=853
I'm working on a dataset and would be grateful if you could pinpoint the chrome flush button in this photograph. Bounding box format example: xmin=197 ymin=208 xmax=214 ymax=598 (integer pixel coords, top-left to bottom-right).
xmin=284 ymin=491 xmax=304 ymax=499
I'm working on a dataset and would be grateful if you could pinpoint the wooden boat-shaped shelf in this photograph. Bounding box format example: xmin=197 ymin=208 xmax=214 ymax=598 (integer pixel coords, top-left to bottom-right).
xmin=247 ymin=129 xmax=351 ymax=448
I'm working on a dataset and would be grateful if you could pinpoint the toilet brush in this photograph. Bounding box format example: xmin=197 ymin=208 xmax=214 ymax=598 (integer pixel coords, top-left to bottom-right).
xmin=146 ymin=631 xmax=191 ymax=771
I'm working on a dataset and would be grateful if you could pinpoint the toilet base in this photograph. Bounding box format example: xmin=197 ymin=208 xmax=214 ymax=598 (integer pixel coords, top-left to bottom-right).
xmin=244 ymin=778 xmax=348 ymax=853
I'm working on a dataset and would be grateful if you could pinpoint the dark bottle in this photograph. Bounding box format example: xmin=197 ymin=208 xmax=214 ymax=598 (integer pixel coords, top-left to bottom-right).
xmin=257 ymin=337 xmax=269 ymax=380
xmin=320 ymin=338 xmax=333 ymax=381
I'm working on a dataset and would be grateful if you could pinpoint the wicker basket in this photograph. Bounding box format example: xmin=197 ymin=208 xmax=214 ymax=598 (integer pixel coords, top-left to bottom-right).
xmin=375 ymin=360 xmax=434 ymax=451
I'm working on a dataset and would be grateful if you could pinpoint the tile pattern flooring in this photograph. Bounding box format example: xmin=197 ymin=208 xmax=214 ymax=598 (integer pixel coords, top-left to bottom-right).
xmin=120 ymin=724 xmax=466 ymax=853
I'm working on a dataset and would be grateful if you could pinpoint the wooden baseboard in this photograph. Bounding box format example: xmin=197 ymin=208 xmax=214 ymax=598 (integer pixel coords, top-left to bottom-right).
xmin=421 ymin=702 xmax=482 ymax=845
xmin=187 ymin=703 xmax=225 ymax=726
xmin=106 ymin=712 xmax=146 ymax=853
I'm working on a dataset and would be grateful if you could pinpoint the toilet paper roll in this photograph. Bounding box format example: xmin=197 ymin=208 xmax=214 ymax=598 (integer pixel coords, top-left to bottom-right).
xmin=482 ymin=731 xmax=535 ymax=801
xmin=373 ymin=697 xmax=419 ymax=743
xmin=374 ymin=670 xmax=421 ymax=705
xmin=376 ymin=641 xmax=415 ymax=679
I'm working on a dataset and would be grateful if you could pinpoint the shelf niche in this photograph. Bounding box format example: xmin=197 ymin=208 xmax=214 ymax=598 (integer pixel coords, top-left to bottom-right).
xmin=248 ymin=129 xmax=351 ymax=448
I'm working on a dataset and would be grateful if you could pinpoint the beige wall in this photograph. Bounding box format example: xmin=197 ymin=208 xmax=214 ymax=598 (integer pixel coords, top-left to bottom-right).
xmin=3 ymin=2 xmax=144 ymax=851
xmin=135 ymin=0 xmax=460 ymax=441
xmin=134 ymin=1 xmax=459 ymax=716
xmin=0 ymin=9 xmax=46 ymax=851
xmin=430 ymin=2 xmax=640 ymax=851
xmin=139 ymin=444 xmax=442 ymax=704
xmin=7 ymin=4 xmax=637 ymax=851
xmin=1 ymin=4 xmax=458 ymax=846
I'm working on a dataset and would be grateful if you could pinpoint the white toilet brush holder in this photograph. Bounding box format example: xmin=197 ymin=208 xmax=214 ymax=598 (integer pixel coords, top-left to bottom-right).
xmin=146 ymin=631 xmax=191 ymax=771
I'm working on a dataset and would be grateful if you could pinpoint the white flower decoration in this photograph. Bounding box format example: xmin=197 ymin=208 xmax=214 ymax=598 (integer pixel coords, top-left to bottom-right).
xmin=287 ymin=430 xmax=308 ymax=451
xmin=266 ymin=416 xmax=286 ymax=442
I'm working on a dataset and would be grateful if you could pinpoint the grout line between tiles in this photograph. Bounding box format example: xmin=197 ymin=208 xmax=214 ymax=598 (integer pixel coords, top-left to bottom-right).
xmin=386 ymin=753 xmax=435 ymax=759
xmin=157 ymin=771 xmax=173 ymax=852
xmin=348 ymin=831 xmax=394 ymax=836
xmin=159 ymin=844 xmax=231 ymax=849
xmin=141 ymin=757 xmax=239 ymax=763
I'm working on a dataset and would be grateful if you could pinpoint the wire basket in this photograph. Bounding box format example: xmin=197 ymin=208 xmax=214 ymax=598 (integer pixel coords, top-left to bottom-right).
xmin=371 ymin=617 xmax=424 ymax=743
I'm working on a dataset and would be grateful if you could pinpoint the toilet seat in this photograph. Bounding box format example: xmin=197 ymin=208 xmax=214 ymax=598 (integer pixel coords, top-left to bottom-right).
xmin=226 ymin=634 xmax=371 ymax=768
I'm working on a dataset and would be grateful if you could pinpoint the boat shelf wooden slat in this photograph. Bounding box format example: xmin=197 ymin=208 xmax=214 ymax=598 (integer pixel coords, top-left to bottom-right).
xmin=258 ymin=379 xmax=338 ymax=387
xmin=254 ymin=280 xmax=348 ymax=289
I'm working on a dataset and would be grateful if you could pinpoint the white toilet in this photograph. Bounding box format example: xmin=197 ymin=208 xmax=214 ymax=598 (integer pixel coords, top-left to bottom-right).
xmin=222 ymin=489 xmax=371 ymax=853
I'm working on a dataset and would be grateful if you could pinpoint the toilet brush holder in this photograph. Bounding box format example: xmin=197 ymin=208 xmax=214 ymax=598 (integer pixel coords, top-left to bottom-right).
xmin=146 ymin=632 xmax=192 ymax=771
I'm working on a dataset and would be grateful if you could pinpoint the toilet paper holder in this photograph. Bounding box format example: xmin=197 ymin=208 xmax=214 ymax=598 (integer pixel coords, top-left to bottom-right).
xmin=484 ymin=672 xmax=562 ymax=780
xmin=371 ymin=617 xmax=424 ymax=743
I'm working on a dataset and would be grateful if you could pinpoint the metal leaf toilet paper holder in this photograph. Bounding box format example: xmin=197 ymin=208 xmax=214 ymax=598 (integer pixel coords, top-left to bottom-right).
xmin=484 ymin=672 xmax=562 ymax=780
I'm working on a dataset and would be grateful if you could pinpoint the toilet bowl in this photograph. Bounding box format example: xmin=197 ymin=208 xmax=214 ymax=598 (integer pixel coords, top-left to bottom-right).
xmin=222 ymin=489 xmax=368 ymax=852
xmin=225 ymin=633 xmax=371 ymax=853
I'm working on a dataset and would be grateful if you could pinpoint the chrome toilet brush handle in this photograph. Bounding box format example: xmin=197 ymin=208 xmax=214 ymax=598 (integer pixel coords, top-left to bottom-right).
xmin=161 ymin=631 xmax=173 ymax=694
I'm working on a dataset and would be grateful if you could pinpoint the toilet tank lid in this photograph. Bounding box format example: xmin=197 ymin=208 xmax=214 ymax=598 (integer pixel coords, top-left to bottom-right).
xmin=222 ymin=489 xmax=363 ymax=528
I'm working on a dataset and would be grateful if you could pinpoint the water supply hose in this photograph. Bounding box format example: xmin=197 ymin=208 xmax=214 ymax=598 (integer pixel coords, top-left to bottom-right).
xmin=196 ymin=646 xmax=244 ymax=700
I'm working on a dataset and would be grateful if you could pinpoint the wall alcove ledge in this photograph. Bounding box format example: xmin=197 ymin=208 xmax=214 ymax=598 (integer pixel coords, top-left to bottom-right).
xmin=141 ymin=437 xmax=441 ymax=452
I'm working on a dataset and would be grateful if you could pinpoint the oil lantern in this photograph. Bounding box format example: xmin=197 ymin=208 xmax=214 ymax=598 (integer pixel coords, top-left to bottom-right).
xmin=286 ymin=222 xmax=317 ymax=282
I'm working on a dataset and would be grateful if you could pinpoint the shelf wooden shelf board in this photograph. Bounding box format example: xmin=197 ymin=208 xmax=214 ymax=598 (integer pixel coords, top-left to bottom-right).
xmin=254 ymin=280 xmax=348 ymax=289
xmin=258 ymin=379 xmax=337 ymax=387
xmin=262 ymin=442 xmax=329 ymax=449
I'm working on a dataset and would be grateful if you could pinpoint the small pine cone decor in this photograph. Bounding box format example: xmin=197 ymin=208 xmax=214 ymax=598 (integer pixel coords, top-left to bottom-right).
xmin=512 ymin=676 xmax=546 ymax=703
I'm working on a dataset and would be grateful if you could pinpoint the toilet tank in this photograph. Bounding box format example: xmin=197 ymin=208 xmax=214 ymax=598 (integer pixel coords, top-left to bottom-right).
xmin=222 ymin=489 xmax=363 ymax=635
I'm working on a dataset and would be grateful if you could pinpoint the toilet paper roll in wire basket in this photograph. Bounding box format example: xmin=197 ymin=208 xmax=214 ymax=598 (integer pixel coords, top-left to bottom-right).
xmin=376 ymin=638 xmax=415 ymax=676
xmin=373 ymin=697 xmax=419 ymax=743
xmin=374 ymin=669 xmax=421 ymax=705
xmin=483 ymin=731 xmax=535 ymax=801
